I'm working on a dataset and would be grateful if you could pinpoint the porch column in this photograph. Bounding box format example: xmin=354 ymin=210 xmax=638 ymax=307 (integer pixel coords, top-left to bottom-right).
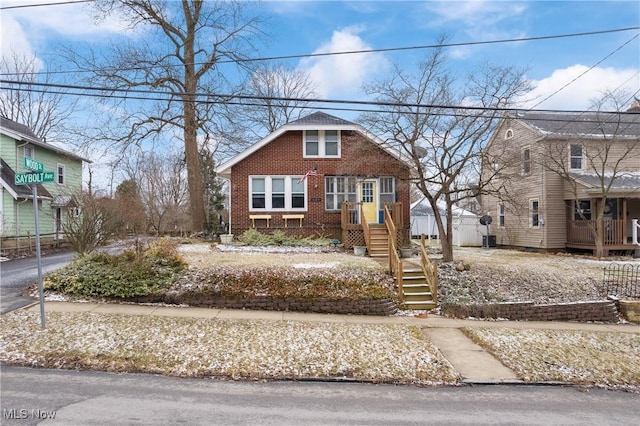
xmin=622 ymin=198 xmax=627 ymax=243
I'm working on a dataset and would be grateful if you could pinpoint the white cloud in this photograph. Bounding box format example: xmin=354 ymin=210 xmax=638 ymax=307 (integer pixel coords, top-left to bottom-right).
xmin=297 ymin=26 xmax=389 ymax=99
xmin=3 ymin=0 xmax=127 ymax=38
xmin=0 ymin=14 xmax=42 ymax=69
xmin=425 ymin=0 xmax=527 ymax=39
xmin=524 ymin=65 xmax=640 ymax=110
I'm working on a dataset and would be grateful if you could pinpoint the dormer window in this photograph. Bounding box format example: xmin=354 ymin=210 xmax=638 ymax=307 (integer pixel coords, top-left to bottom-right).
xmin=505 ymin=129 xmax=514 ymax=139
xmin=304 ymin=130 xmax=340 ymax=158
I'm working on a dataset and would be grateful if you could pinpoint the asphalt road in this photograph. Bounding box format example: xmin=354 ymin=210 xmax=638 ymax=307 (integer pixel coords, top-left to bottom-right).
xmin=1 ymin=366 xmax=639 ymax=426
xmin=0 ymin=251 xmax=76 ymax=314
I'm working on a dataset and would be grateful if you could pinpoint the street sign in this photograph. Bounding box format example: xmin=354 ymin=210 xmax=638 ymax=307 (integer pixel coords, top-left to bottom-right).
xmin=24 ymin=157 xmax=44 ymax=173
xmin=15 ymin=171 xmax=55 ymax=185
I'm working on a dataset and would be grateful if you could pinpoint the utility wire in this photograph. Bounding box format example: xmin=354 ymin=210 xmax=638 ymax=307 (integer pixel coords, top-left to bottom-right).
xmin=529 ymin=33 xmax=640 ymax=110
xmin=1 ymin=26 xmax=638 ymax=77
xmin=2 ymin=80 xmax=639 ymax=124
xmin=0 ymin=0 xmax=93 ymax=10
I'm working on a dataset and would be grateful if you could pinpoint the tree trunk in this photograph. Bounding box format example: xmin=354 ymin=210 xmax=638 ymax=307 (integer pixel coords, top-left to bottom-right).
xmin=183 ymin=22 xmax=206 ymax=233
xmin=183 ymin=109 xmax=206 ymax=232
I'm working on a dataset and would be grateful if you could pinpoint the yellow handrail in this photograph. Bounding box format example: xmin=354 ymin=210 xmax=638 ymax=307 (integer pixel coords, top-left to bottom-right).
xmin=419 ymin=234 xmax=438 ymax=304
xmin=360 ymin=206 xmax=371 ymax=252
xmin=384 ymin=205 xmax=403 ymax=301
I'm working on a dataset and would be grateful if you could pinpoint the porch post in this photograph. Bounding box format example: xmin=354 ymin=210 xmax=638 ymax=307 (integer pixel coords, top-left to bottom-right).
xmin=622 ymin=198 xmax=627 ymax=243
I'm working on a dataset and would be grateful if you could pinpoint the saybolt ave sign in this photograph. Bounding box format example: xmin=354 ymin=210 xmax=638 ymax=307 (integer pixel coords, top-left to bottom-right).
xmin=15 ymin=172 xmax=55 ymax=185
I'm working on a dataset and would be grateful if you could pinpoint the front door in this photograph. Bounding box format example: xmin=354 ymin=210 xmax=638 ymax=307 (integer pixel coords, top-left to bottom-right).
xmin=359 ymin=180 xmax=378 ymax=224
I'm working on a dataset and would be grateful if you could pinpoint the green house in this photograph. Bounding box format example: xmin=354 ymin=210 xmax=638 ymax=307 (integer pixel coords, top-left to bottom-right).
xmin=0 ymin=117 xmax=89 ymax=250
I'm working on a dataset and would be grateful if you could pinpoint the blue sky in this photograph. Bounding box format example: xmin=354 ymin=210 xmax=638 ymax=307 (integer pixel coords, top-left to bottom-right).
xmin=2 ymin=0 xmax=639 ymax=111
xmin=1 ymin=1 xmax=639 ymax=189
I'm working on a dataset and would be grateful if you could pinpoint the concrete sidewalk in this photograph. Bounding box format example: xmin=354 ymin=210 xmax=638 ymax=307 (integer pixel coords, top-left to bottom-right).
xmin=22 ymin=301 xmax=640 ymax=384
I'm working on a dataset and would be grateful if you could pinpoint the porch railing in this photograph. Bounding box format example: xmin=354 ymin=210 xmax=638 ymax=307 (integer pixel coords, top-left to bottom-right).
xmin=360 ymin=206 xmax=371 ymax=252
xmin=567 ymin=219 xmax=625 ymax=245
xmin=341 ymin=202 xmax=361 ymax=226
xmin=384 ymin=205 xmax=403 ymax=300
xmin=419 ymin=234 xmax=438 ymax=304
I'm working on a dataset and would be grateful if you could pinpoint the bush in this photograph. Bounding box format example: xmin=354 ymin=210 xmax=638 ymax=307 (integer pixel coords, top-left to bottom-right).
xmin=238 ymin=229 xmax=332 ymax=247
xmin=175 ymin=265 xmax=397 ymax=301
xmin=45 ymin=238 xmax=187 ymax=299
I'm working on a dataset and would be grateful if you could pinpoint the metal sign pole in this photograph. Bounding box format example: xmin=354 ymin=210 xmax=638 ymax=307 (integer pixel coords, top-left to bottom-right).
xmin=32 ymin=184 xmax=45 ymax=328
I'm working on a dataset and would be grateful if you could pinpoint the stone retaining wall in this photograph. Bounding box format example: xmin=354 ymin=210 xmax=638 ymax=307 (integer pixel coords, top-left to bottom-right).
xmin=131 ymin=293 xmax=398 ymax=316
xmin=442 ymin=300 xmax=619 ymax=323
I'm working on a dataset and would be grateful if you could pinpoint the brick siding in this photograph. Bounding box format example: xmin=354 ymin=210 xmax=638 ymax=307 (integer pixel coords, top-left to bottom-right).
xmin=229 ymin=130 xmax=411 ymax=240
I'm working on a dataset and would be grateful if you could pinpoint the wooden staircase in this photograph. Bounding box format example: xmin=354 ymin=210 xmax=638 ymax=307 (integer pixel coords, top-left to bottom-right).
xmin=367 ymin=224 xmax=390 ymax=257
xmin=397 ymin=261 xmax=437 ymax=310
xmin=361 ymin=206 xmax=438 ymax=311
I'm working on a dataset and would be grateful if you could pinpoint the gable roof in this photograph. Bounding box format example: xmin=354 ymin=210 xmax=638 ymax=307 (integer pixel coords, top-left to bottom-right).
xmin=508 ymin=111 xmax=640 ymax=139
xmin=216 ymin=111 xmax=409 ymax=177
xmin=410 ymin=197 xmax=477 ymax=217
xmin=288 ymin=111 xmax=357 ymax=127
xmin=0 ymin=116 xmax=90 ymax=163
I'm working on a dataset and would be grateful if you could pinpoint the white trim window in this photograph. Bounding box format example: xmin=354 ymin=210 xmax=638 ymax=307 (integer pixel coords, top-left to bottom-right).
xmin=505 ymin=128 xmax=514 ymax=139
xmin=57 ymin=163 xmax=66 ymax=185
xmin=569 ymin=143 xmax=584 ymax=170
xmin=529 ymin=199 xmax=540 ymax=228
xmin=498 ymin=202 xmax=506 ymax=227
xmin=250 ymin=176 xmax=306 ymax=211
xmin=379 ymin=177 xmax=395 ymax=206
xmin=325 ymin=176 xmax=357 ymax=210
xmin=304 ymin=130 xmax=340 ymax=158
xmin=24 ymin=145 xmax=34 ymax=159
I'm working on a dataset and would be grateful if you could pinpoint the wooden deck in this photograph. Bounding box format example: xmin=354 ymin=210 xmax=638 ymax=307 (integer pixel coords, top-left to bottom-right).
xmin=566 ymin=219 xmax=638 ymax=255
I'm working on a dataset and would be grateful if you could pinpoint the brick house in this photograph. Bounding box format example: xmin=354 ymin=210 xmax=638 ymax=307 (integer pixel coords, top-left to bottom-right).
xmin=480 ymin=109 xmax=640 ymax=256
xmin=216 ymin=112 xmax=413 ymax=250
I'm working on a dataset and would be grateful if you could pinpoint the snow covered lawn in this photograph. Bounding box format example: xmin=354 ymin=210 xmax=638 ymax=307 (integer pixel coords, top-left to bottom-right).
xmin=464 ymin=327 xmax=640 ymax=391
xmin=0 ymin=310 xmax=459 ymax=385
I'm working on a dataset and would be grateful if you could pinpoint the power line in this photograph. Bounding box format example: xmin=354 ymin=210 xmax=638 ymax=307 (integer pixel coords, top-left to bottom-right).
xmin=2 ymin=79 xmax=639 ymax=123
xmin=0 ymin=0 xmax=94 ymax=10
xmin=1 ymin=26 xmax=638 ymax=77
xmin=529 ymin=33 xmax=640 ymax=110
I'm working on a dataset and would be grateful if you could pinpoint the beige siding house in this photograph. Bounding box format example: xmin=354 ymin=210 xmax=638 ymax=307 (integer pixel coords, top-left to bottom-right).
xmin=480 ymin=109 xmax=640 ymax=256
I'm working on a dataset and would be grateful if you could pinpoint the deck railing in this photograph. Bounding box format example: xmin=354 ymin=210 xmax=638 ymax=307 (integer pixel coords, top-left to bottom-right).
xmin=341 ymin=202 xmax=361 ymax=227
xmin=360 ymin=206 xmax=371 ymax=253
xmin=384 ymin=205 xmax=403 ymax=300
xmin=419 ymin=234 xmax=438 ymax=304
xmin=567 ymin=219 xmax=625 ymax=245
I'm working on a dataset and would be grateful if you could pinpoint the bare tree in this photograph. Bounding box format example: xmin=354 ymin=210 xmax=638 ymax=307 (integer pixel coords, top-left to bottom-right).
xmin=114 ymin=179 xmax=148 ymax=235
xmin=538 ymin=90 xmax=640 ymax=257
xmin=236 ymin=63 xmax=319 ymax=138
xmin=70 ymin=0 xmax=265 ymax=232
xmin=360 ymin=39 xmax=531 ymax=261
xmin=0 ymin=51 xmax=76 ymax=141
xmin=123 ymin=150 xmax=190 ymax=235
xmin=63 ymin=192 xmax=123 ymax=255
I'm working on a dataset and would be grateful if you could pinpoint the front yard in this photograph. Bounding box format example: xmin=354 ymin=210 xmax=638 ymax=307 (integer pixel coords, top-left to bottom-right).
xmin=1 ymin=239 xmax=638 ymax=390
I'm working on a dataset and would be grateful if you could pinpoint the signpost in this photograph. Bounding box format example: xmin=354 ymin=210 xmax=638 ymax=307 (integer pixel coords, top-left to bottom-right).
xmin=16 ymin=158 xmax=53 ymax=328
